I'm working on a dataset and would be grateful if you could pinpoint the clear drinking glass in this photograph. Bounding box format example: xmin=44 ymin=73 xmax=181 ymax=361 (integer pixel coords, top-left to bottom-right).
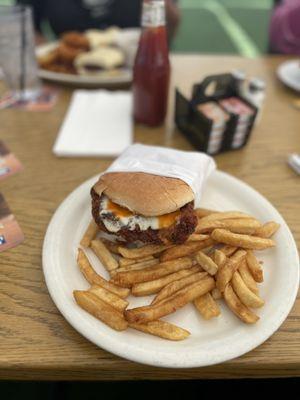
xmin=0 ymin=5 xmax=41 ymax=101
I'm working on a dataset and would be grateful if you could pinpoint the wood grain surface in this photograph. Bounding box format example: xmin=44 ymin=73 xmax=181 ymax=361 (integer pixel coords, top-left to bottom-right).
xmin=0 ymin=55 xmax=299 ymax=380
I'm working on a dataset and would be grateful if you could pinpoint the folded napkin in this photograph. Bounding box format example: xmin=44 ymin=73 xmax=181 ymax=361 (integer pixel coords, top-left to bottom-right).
xmin=53 ymin=90 xmax=133 ymax=157
xmin=106 ymin=143 xmax=216 ymax=207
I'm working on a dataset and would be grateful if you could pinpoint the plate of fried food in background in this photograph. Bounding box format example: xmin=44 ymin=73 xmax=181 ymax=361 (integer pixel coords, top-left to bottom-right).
xmin=37 ymin=28 xmax=140 ymax=86
xmin=43 ymin=171 xmax=299 ymax=368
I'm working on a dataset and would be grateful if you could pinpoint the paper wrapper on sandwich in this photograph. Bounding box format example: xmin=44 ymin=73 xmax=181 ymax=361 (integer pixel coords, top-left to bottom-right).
xmin=91 ymin=144 xmax=216 ymax=244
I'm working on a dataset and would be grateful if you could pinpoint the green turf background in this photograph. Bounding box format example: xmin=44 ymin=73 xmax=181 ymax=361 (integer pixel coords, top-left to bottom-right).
xmin=0 ymin=0 xmax=273 ymax=55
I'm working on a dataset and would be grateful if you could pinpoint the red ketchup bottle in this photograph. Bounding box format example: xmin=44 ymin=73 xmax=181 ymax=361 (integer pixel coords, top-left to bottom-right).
xmin=133 ymin=0 xmax=170 ymax=127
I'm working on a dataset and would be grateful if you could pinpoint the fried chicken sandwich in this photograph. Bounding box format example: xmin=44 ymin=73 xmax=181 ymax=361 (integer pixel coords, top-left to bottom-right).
xmin=91 ymin=172 xmax=198 ymax=245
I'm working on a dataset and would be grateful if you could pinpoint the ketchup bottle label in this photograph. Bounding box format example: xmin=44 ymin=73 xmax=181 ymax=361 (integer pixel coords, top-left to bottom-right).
xmin=142 ymin=1 xmax=166 ymax=27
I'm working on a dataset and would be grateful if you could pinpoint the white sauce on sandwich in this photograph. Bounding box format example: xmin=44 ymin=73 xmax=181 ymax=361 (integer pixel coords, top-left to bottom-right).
xmin=99 ymin=195 xmax=180 ymax=233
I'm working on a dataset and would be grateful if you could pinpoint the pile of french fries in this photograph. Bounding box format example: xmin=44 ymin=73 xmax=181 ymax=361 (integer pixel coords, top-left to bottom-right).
xmin=74 ymin=208 xmax=280 ymax=341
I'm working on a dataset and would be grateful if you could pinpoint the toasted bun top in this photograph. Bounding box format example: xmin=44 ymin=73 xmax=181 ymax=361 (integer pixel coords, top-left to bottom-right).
xmin=93 ymin=172 xmax=194 ymax=216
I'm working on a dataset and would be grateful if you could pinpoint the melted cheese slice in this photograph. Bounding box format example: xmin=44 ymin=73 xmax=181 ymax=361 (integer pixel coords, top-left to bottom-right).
xmin=100 ymin=197 xmax=180 ymax=232
xmin=106 ymin=199 xmax=132 ymax=218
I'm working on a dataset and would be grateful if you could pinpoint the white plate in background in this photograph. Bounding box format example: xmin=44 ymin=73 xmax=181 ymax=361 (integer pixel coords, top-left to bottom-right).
xmin=42 ymin=170 xmax=299 ymax=368
xmin=277 ymin=59 xmax=300 ymax=92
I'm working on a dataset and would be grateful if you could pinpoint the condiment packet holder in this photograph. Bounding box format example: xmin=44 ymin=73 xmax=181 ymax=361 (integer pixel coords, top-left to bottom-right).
xmin=175 ymin=73 xmax=258 ymax=155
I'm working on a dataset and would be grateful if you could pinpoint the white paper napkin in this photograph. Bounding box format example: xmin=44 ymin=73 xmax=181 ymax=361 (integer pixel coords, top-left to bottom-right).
xmin=106 ymin=144 xmax=216 ymax=206
xmin=53 ymin=90 xmax=133 ymax=157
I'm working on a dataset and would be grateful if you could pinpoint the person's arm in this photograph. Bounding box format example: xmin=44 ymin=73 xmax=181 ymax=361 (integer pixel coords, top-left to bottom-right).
xmin=269 ymin=0 xmax=300 ymax=54
xmin=165 ymin=0 xmax=181 ymax=42
xmin=15 ymin=0 xmax=46 ymax=43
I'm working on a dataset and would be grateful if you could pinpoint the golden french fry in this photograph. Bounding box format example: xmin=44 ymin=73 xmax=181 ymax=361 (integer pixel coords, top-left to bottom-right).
xmin=238 ymin=259 xmax=259 ymax=295
xmin=160 ymin=238 xmax=214 ymax=262
xmin=187 ymin=234 xmax=210 ymax=242
xmin=89 ymin=285 xmax=129 ymax=312
xmin=223 ymin=218 xmax=261 ymax=234
xmin=231 ymin=272 xmax=264 ymax=308
xmin=255 ymin=221 xmax=280 ymax=238
xmin=117 ymin=258 xmax=159 ymax=272
xmin=129 ymin=320 xmax=190 ymax=341
xmin=125 ymin=276 xmax=215 ymax=324
xmin=246 ymin=250 xmax=263 ymax=282
xmin=195 ymin=208 xmax=218 ymax=218
xmin=214 ymin=249 xmax=227 ymax=267
xmin=77 ymin=249 xmax=130 ymax=298
xmin=223 ymin=284 xmax=259 ymax=324
xmin=118 ymin=244 xmax=170 ymax=259
xmin=200 ymin=211 xmax=252 ymax=223
xmin=196 ymin=218 xmax=261 ymax=234
xmin=131 ymin=266 xmax=201 ymax=296
xmin=211 ymin=229 xmax=275 ymax=250
xmin=101 ymin=239 xmax=121 ymax=254
xmin=80 ymin=220 xmax=98 ymax=247
xmin=112 ymin=257 xmax=193 ymax=288
xmin=216 ymin=249 xmax=247 ymax=293
xmin=219 ymin=245 xmax=237 ymax=256
xmin=73 ymin=290 xmax=128 ymax=331
xmin=119 ymin=255 xmax=154 ymax=267
xmin=152 ymin=271 xmax=207 ymax=305
xmin=194 ymin=293 xmax=220 ymax=319
xmin=211 ymin=287 xmax=222 ymax=300
xmin=91 ymin=239 xmax=118 ymax=272
xmin=195 ymin=251 xmax=218 ymax=275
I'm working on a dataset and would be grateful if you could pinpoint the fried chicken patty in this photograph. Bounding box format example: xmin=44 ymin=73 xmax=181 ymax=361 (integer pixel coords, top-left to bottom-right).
xmin=91 ymin=189 xmax=197 ymax=244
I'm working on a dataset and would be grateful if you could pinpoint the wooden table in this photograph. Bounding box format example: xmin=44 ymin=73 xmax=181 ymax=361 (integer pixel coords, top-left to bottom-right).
xmin=0 ymin=55 xmax=299 ymax=380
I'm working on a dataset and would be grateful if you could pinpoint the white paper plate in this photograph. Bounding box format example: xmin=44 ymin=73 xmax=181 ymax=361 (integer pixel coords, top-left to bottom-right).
xmin=42 ymin=171 xmax=299 ymax=368
xmin=36 ymin=28 xmax=140 ymax=86
xmin=277 ymin=60 xmax=300 ymax=92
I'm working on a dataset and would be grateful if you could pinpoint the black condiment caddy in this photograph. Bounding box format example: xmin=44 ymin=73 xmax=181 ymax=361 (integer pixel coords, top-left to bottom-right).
xmin=175 ymin=73 xmax=258 ymax=155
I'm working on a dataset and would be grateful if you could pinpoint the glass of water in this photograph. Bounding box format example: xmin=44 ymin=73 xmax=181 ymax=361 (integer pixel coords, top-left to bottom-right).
xmin=0 ymin=5 xmax=41 ymax=101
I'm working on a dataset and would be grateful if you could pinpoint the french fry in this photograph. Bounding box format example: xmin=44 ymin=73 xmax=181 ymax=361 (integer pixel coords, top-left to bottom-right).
xmin=231 ymin=272 xmax=264 ymax=308
xmin=223 ymin=284 xmax=259 ymax=324
xmin=152 ymin=271 xmax=207 ymax=305
xmin=187 ymin=234 xmax=210 ymax=242
xmin=238 ymin=259 xmax=259 ymax=295
xmin=73 ymin=290 xmax=128 ymax=331
xmin=246 ymin=250 xmax=263 ymax=282
xmin=199 ymin=211 xmax=252 ymax=223
xmin=195 ymin=208 xmax=218 ymax=218
xmin=112 ymin=257 xmax=193 ymax=288
xmin=125 ymin=276 xmax=215 ymax=324
xmin=211 ymin=229 xmax=275 ymax=250
xmin=80 ymin=220 xmax=98 ymax=247
xmin=77 ymin=249 xmax=130 ymax=298
xmin=219 ymin=245 xmax=237 ymax=256
xmin=91 ymin=239 xmax=118 ymax=272
xmin=89 ymin=285 xmax=129 ymax=312
xmin=131 ymin=266 xmax=201 ymax=296
xmin=129 ymin=320 xmax=190 ymax=341
xmin=255 ymin=221 xmax=280 ymax=238
xmin=117 ymin=258 xmax=159 ymax=272
xmin=214 ymin=249 xmax=227 ymax=267
xmin=119 ymin=256 xmax=154 ymax=267
xmin=160 ymin=238 xmax=214 ymax=262
xmin=195 ymin=251 xmax=218 ymax=275
xmin=196 ymin=218 xmax=261 ymax=234
xmin=194 ymin=293 xmax=220 ymax=319
xmin=118 ymin=244 xmax=170 ymax=259
xmin=211 ymin=287 xmax=222 ymax=300
xmin=216 ymin=249 xmax=247 ymax=293
xmin=101 ymin=238 xmax=121 ymax=254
